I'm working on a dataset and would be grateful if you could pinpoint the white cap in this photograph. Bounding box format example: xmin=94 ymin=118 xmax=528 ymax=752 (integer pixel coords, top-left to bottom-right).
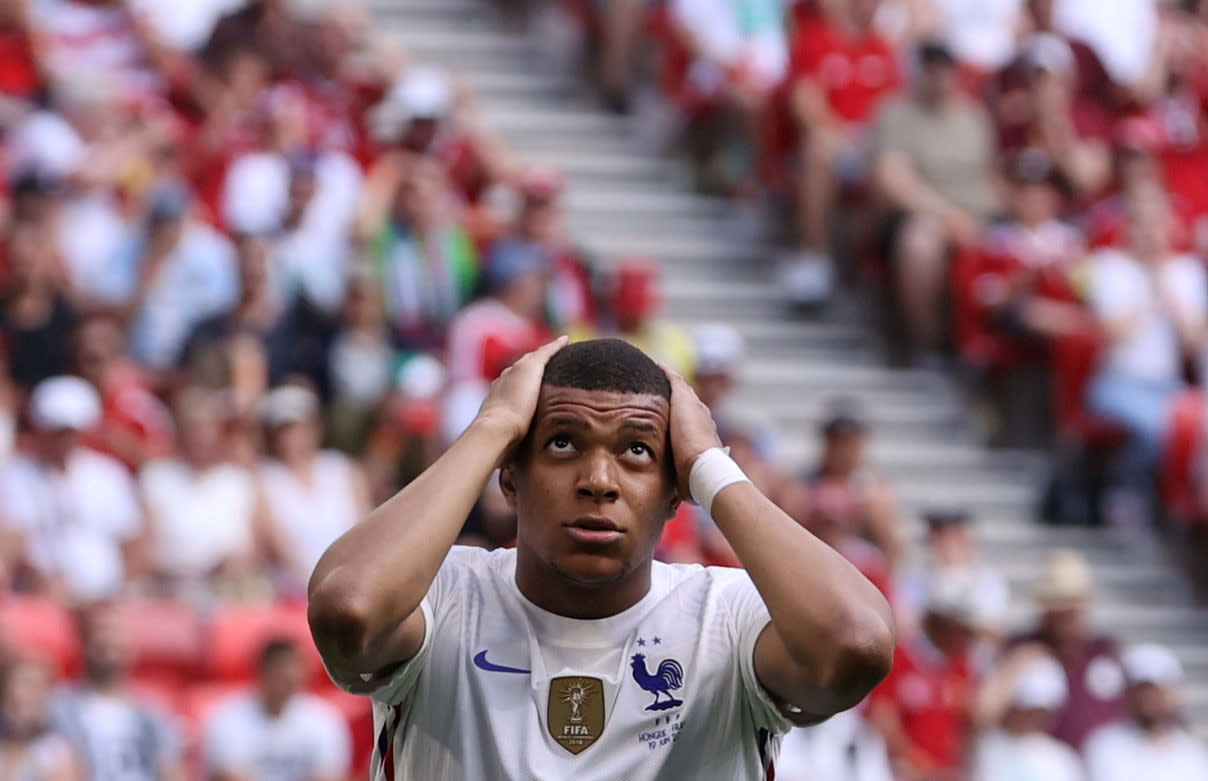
xmin=693 ymin=323 xmax=744 ymax=376
xmin=1033 ymin=549 xmax=1094 ymax=608
xmin=1010 ymin=656 xmax=1068 ymax=711
xmin=29 ymin=376 xmax=101 ymax=432
xmin=260 ymin=385 xmax=319 ymax=428
xmin=390 ymin=66 xmax=452 ymax=121
xmin=1122 ymin=644 xmax=1183 ymax=687
xmin=1023 ymin=33 xmax=1075 ymax=74
xmin=395 ymin=353 xmax=446 ymax=400
xmin=924 ymin=571 xmax=980 ymax=627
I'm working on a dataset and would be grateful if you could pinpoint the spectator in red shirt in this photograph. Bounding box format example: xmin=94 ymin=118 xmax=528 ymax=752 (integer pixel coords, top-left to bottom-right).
xmin=964 ymin=151 xmax=1091 ymax=378
xmin=0 ymin=0 xmax=43 ymax=105
xmin=781 ymin=0 xmax=900 ymax=304
xmin=869 ymin=571 xmax=979 ymax=780
xmin=74 ymin=314 xmax=173 ymax=472
xmin=988 ymin=32 xmax=1112 ymax=200
xmin=1002 ymin=550 xmax=1126 ymax=750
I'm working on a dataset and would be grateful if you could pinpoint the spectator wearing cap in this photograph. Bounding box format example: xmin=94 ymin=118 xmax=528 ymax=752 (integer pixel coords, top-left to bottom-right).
xmin=802 ymin=402 xmax=904 ymax=570
xmin=868 ymin=571 xmax=980 ymax=779
xmin=872 ymin=39 xmax=1001 ymax=366
xmin=92 ymin=182 xmax=239 ymax=372
xmin=365 ymin=155 xmax=479 ymax=352
xmin=0 ymin=376 xmax=142 ymax=602
xmin=1084 ymin=644 xmax=1208 ymax=781
xmin=0 ymin=657 xmax=81 ymax=781
xmin=204 ymin=638 xmax=351 ymax=781
xmin=777 ymin=0 xmax=901 ymax=306
xmin=441 ymin=239 xmax=552 ymax=444
xmin=138 ymin=387 xmax=264 ymax=600
xmin=509 ymin=166 xmax=597 ymax=332
xmin=584 ymin=257 xmax=695 ymax=379
xmin=1004 ymin=550 xmax=1126 ymax=750
xmin=259 ymin=385 xmax=368 ymax=595
xmin=362 ymin=353 xmax=447 ymax=504
xmin=990 ymin=32 xmax=1113 ymax=199
xmin=74 ymin=315 xmax=174 ymax=472
xmin=898 ymin=509 xmax=1009 ymax=645
xmin=972 ymin=654 xmax=1085 ymax=781
xmin=1085 ymin=182 xmax=1206 ymax=520
xmin=0 ymin=220 xmax=80 ymax=393
xmin=50 ymin=604 xmax=183 ymax=781
xmin=691 ymin=322 xmax=778 ymax=459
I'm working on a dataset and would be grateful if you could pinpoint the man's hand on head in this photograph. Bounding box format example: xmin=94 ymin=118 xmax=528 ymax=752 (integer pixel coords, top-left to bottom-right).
xmin=476 ymin=335 xmax=569 ymax=453
xmin=662 ymin=365 xmax=723 ymax=504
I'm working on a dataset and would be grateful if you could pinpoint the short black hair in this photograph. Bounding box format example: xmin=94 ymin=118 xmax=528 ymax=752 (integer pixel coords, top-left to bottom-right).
xmin=258 ymin=637 xmax=299 ymax=671
xmin=542 ymin=338 xmax=671 ymax=400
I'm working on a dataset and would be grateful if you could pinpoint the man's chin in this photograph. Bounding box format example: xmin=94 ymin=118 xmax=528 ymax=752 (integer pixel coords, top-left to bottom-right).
xmin=550 ymin=552 xmax=630 ymax=588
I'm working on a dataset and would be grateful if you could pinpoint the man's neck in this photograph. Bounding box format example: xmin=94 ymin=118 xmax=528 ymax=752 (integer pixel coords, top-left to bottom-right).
xmin=514 ymin=548 xmax=653 ymax=619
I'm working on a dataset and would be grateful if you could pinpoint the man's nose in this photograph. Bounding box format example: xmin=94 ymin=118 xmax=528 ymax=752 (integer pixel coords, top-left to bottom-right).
xmin=577 ymin=451 xmax=619 ymax=502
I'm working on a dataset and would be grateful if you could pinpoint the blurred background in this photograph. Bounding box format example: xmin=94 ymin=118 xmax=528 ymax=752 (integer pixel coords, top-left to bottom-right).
xmin=0 ymin=0 xmax=1206 ymax=779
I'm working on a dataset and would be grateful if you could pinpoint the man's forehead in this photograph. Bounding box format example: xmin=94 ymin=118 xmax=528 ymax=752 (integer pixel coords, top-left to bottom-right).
xmin=535 ymin=385 xmax=669 ymax=425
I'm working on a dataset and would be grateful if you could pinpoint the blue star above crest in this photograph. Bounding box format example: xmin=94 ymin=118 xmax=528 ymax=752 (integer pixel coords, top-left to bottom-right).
xmin=637 ymin=637 xmax=646 ymax=647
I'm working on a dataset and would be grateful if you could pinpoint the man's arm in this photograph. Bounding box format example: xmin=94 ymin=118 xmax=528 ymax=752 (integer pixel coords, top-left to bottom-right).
xmin=665 ymin=370 xmax=894 ymax=721
xmin=307 ymin=338 xmax=567 ymax=688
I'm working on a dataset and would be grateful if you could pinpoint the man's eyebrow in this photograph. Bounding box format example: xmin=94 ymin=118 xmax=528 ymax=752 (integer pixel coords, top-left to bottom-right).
xmin=620 ymin=421 xmax=659 ymax=434
xmin=546 ymin=416 xmax=589 ymax=429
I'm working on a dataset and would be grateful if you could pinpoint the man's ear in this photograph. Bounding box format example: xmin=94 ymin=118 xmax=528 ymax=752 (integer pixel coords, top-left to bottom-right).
xmin=665 ymin=492 xmax=682 ymax=522
xmin=499 ymin=464 xmax=519 ymax=510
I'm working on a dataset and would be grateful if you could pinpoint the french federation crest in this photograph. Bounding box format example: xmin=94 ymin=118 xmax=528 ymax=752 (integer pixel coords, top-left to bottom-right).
xmin=630 ymin=653 xmax=685 ymax=711
xmin=547 ymin=676 xmax=605 ymax=755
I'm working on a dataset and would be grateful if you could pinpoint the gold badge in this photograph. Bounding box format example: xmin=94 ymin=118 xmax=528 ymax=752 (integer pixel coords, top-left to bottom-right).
xmin=547 ymin=676 xmax=605 ymax=755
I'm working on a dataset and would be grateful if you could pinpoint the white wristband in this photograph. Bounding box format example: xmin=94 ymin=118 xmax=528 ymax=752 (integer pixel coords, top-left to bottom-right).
xmin=688 ymin=447 xmax=751 ymax=517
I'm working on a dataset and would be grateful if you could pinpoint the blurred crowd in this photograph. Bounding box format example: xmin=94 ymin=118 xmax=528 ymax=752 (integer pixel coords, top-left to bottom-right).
xmin=0 ymin=0 xmax=1205 ymax=779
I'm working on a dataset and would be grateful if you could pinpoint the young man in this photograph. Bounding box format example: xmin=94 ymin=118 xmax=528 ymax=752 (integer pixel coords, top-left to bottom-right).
xmin=308 ymin=337 xmax=894 ymax=778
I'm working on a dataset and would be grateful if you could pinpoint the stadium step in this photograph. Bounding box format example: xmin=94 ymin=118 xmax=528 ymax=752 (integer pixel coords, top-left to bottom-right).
xmin=377 ymin=0 xmax=1208 ymax=738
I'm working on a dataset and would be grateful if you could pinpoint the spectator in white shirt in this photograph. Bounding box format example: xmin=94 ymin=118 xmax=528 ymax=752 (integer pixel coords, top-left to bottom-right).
xmin=1084 ymin=644 xmax=1208 ymax=781
xmin=974 ymin=654 xmax=1086 ymax=781
xmin=139 ymin=387 xmax=261 ymax=599
xmin=0 ymin=376 xmax=142 ymax=602
xmin=1086 ymin=184 xmax=1206 ymax=512
xmin=204 ymin=639 xmax=351 ymax=781
xmin=259 ymin=386 xmax=368 ymax=594
xmin=49 ymin=604 xmax=184 ymax=781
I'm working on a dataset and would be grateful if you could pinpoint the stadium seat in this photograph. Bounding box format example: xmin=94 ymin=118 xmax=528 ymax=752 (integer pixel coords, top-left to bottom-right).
xmin=111 ymin=600 xmax=202 ymax=687
xmin=0 ymin=596 xmax=79 ymax=676
xmin=203 ymin=602 xmax=325 ymax=685
xmin=1161 ymin=389 xmax=1207 ymax=525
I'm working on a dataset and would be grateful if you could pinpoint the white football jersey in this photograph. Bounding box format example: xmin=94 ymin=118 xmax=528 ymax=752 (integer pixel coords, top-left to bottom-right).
xmin=346 ymin=546 xmax=793 ymax=780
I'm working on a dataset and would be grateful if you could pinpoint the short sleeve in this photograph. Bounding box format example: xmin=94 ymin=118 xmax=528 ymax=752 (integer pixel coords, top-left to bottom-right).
xmin=716 ymin=570 xmax=795 ymax=735
xmin=336 ymin=546 xmax=483 ymax=706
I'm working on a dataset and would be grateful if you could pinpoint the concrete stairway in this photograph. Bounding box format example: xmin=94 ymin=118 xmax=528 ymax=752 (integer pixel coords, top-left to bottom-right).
xmin=370 ymin=0 xmax=1208 ymax=732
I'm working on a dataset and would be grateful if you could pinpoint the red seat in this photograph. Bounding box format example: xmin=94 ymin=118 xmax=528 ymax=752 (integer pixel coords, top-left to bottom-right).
xmin=1051 ymin=327 xmax=1128 ymax=446
xmin=0 ymin=597 xmax=79 ymax=676
xmin=204 ymin=603 xmax=324 ymax=686
xmin=1161 ymin=389 xmax=1207 ymax=525
xmin=111 ymin=600 xmax=202 ymax=687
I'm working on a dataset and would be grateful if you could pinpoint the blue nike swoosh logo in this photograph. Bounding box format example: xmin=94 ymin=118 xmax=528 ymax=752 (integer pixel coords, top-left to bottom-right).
xmin=473 ymin=650 xmax=531 ymax=674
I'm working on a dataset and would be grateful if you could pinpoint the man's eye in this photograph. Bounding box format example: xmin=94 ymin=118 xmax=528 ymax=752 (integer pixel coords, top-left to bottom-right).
xmin=628 ymin=443 xmax=652 ymax=458
xmin=548 ymin=437 xmax=575 ymax=453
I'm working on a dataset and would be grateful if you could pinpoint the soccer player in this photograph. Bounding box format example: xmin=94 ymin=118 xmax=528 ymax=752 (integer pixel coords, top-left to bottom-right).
xmin=308 ymin=337 xmax=894 ymax=778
